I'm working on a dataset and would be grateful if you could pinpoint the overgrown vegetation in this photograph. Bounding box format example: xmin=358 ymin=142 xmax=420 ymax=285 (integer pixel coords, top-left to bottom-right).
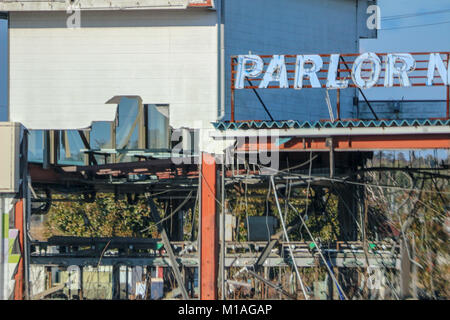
xmin=46 ymin=194 xmax=157 ymax=238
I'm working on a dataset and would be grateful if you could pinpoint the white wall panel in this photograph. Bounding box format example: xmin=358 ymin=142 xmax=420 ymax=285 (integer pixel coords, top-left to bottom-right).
xmin=9 ymin=10 xmax=218 ymax=130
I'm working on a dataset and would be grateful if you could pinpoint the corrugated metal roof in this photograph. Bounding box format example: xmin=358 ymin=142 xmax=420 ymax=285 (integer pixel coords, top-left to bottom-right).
xmin=213 ymin=119 xmax=450 ymax=130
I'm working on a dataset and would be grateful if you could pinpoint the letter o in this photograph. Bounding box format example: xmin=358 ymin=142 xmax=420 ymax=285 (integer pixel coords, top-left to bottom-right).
xmin=352 ymin=52 xmax=382 ymax=89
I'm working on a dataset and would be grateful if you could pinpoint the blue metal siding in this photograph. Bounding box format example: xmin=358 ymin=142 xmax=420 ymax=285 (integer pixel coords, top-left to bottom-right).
xmin=357 ymin=100 xmax=447 ymax=120
xmin=224 ymin=0 xmax=361 ymax=122
xmin=223 ymin=0 xmax=446 ymax=122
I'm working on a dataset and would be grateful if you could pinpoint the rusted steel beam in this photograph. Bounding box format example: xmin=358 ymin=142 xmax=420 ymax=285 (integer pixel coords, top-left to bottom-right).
xmin=200 ymin=153 xmax=218 ymax=300
xmin=14 ymin=200 xmax=24 ymax=300
xmin=187 ymin=0 xmax=213 ymax=8
xmin=238 ymin=134 xmax=450 ymax=152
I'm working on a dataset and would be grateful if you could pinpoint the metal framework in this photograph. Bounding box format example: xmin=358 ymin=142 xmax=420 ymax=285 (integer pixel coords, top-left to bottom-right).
xmin=26 ymin=144 xmax=449 ymax=300
xmin=30 ymin=239 xmax=399 ymax=270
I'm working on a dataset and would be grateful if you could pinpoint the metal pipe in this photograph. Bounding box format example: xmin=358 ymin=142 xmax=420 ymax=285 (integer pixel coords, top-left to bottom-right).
xmin=231 ymin=57 xmax=235 ymax=122
xmin=231 ymin=57 xmax=274 ymax=122
xmin=339 ymin=56 xmax=379 ymax=120
xmin=446 ymin=54 xmax=449 ymax=119
xmin=270 ymin=176 xmax=309 ymax=300
xmin=217 ymin=0 xmax=225 ymax=120
xmin=336 ymin=89 xmax=341 ymax=120
xmin=146 ymin=197 xmax=189 ymax=300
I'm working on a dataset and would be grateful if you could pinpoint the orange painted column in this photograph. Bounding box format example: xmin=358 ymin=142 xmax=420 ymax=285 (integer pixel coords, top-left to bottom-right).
xmin=200 ymin=153 xmax=218 ymax=300
xmin=14 ymin=199 xmax=24 ymax=300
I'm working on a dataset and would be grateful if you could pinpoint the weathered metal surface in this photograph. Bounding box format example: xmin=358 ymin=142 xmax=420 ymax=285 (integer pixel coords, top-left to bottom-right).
xmin=213 ymin=118 xmax=450 ymax=130
xmin=200 ymin=153 xmax=218 ymax=300
xmin=13 ymin=200 xmax=24 ymax=300
xmin=30 ymin=239 xmax=400 ymax=270
xmin=29 ymin=252 xmax=399 ymax=269
xmin=0 ymin=0 xmax=193 ymax=11
xmin=211 ymin=120 xmax=450 ymax=151
xmin=236 ymin=134 xmax=450 ymax=152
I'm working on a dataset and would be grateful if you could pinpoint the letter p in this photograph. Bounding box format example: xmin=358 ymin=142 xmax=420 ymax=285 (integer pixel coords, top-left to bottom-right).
xmin=235 ymin=55 xmax=264 ymax=89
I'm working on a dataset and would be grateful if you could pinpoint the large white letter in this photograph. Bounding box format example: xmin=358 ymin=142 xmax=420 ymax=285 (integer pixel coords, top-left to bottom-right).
xmin=384 ymin=53 xmax=416 ymax=87
xmin=235 ymin=55 xmax=264 ymax=89
xmin=326 ymin=54 xmax=349 ymax=89
xmin=366 ymin=5 xmax=381 ymax=30
xmin=294 ymin=55 xmax=323 ymax=89
xmin=427 ymin=53 xmax=448 ymax=86
xmin=259 ymin=55 xmax=289 ymax=89
xmin=351 ymin=52 xmax=382 ymax=89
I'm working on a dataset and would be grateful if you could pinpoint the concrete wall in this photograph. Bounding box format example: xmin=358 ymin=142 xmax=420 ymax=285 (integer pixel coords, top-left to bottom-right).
xmin=8 ymin=9 xmax=218 ymax=130
xmin=224 ymin=0 xmax=371 ymax=121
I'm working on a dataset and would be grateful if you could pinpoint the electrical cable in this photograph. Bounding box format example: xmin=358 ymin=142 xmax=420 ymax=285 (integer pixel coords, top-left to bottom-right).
xmin=256 ymin=164 xmax=450 ymax=195
xmin=265 ymin=180 xmax=272 ymax=244
xmin=288 ymin=151 xmax=347 ymax=300
xmin=245 ymin=166 xmax=250 ymax=241
xmin=382 ymin=9 xmax=450 ymax=21
xmin=381 ymin=20 xmax=450 ymax=30
xmin=140 ymin=190 xmax=193 ymax=232
xmin=270 ymin=176 xmax=309 ymax=300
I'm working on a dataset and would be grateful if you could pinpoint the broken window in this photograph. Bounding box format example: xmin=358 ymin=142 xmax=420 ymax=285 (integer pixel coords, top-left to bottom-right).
xmin=146 ymin=104 xmax=170 ymax=151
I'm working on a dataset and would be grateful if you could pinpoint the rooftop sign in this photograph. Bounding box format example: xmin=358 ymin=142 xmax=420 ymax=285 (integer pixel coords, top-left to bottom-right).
xmin=233 ymin=52 xmax=450 ymax=90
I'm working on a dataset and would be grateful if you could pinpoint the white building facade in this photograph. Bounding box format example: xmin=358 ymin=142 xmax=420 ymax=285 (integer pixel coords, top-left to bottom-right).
xmin=3 ymin=0 xmax=221 ymax=131
xmin=2 ymin=0 xmax=378 ymax=133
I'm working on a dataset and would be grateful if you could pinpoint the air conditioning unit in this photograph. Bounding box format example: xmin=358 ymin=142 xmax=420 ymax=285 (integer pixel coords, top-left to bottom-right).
xmin=246 ymin=216 xmax=278 ymax=241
